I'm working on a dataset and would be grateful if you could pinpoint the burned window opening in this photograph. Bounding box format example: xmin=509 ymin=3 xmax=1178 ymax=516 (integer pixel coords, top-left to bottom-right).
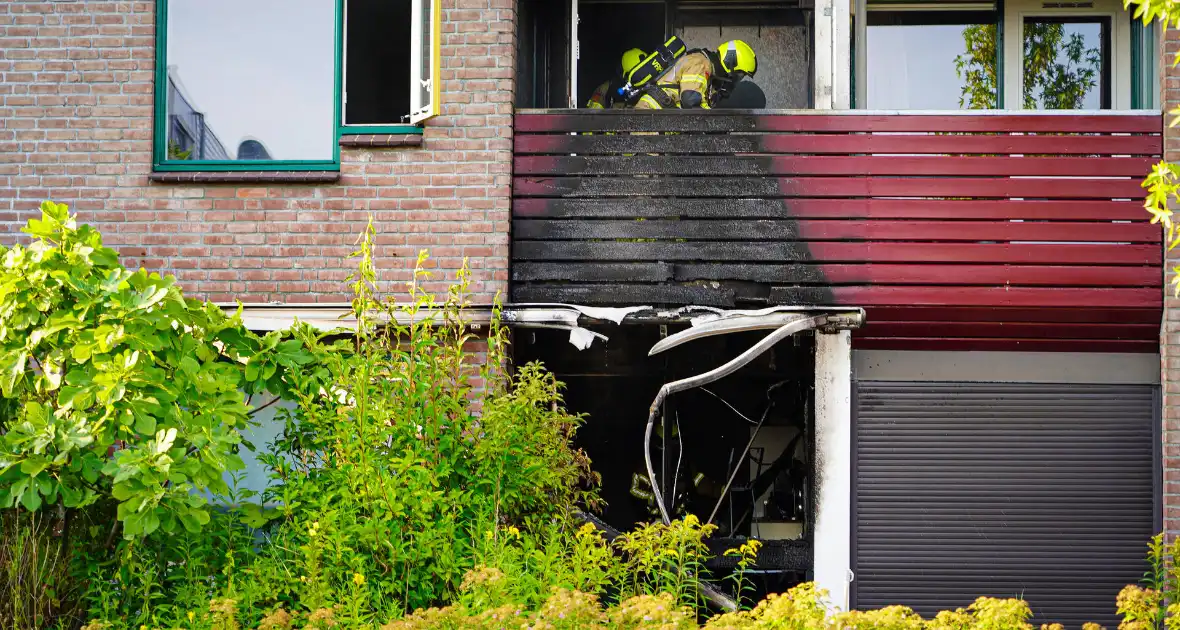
xmin=515 ymin=322 xmax=819 ymax=601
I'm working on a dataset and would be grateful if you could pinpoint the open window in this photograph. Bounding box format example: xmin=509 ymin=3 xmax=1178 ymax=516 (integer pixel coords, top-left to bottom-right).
xmin=342 ymin=0 xmax=440 ymax=131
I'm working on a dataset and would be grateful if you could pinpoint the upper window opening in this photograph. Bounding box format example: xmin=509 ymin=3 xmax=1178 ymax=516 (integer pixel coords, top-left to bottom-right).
xmin=160 ymin=0 xmax=336 ymax=165
xmin=1021 ymin=16 xmax=1110 ymax=109
xmin=345 ymin=0 xmax=412 ymax=125
xmin=341 ymin=0 xmax=440 ymax=128
xmin=866 ymin=9 xmax=1000 ymax=110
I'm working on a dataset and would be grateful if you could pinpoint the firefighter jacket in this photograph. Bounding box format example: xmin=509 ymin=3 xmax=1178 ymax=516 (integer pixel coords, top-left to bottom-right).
xmin=587 ymin=78 xmax=627 ymax=109
xmin=633 ymin=51 xmax=717 ymax=110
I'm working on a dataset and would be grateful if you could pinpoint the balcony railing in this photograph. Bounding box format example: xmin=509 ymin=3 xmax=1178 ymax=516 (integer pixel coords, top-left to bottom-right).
xmin=511 ymin=109 xmax=1163 ymax=352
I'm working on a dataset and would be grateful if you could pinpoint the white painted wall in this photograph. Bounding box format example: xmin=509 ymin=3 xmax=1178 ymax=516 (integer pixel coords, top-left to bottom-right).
xmin=813 ymin=330 xmax=853 ymax=611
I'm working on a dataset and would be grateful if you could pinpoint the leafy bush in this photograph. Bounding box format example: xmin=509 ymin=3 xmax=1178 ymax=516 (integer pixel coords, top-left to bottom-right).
xmin=224 ymin=221 xmax=600 ymax=623
xmin=0 ymin=209 xmax=599 ymax=628
xmin=0 ymin=201 xmax=311 ymax=538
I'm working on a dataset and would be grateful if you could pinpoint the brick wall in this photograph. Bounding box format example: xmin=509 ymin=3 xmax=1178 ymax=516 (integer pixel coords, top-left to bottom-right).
xmin=1164 ymin=25 xmax=1180 ymax=538
xmin=0 ymin=0 xmax=514 ymax=304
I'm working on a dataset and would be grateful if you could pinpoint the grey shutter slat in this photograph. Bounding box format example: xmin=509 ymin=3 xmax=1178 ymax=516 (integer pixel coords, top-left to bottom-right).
xmin=852 ymin=382 xmax=1156 ymax=628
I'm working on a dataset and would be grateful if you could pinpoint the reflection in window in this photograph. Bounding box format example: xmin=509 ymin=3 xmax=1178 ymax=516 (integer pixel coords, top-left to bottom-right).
xmin=867 ymin=11 xmax=998 ymax=110
xmin=164 ymin=0 xmax=335 ymax=162
xmin=1022 ymin=17 xmax=1109 ymax=110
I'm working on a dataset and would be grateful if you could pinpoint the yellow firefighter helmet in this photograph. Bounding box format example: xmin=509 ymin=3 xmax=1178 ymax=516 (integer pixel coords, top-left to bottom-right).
xmin=718 ymin=40 xmax=757 ymax=78
xmin=621 ymin=48 xmax=647 ymax=75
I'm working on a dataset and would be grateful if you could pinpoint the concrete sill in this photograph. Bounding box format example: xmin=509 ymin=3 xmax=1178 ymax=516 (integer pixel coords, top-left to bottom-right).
xmin=150 ymin=171 xmax=342 ymax=184
xmin=339 ymin=134 xmax=424 ymax=148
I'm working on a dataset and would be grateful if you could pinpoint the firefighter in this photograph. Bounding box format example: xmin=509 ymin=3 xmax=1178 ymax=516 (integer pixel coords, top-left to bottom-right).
xmin=586 ymin=48 xmax=647 ymax=109
xmin=633 ymin=39 xmax=757 ymax=110
xmin=630 ymin=422 xmax=724 ymax=522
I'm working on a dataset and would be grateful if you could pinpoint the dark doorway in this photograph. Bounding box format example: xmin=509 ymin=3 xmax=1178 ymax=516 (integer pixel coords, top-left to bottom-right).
xmin=517 ymin=0 xmax=572 ymax=108
xmin=576 ymin=1 xmax=668 ymax=107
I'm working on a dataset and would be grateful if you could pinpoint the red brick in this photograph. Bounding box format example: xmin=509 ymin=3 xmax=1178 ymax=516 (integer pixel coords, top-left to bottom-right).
xmin=3 ymin=0 xmax=511 ymax=307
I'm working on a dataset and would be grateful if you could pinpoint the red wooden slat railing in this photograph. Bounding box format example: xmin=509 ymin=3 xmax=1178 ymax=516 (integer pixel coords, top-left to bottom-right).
xmin=510 ymin=110 xmax=1164 ymax=352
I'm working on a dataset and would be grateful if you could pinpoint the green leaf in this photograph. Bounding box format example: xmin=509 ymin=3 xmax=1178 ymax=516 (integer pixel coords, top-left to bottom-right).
xmin=0 ymin=349 xmax=28 ymax=397
xmin=133 ymin=413 xmax=156 ymax=436
xmin=179 ymin=356 xmax=200 ymax=378
xmin=239 ymin=503 xmax=278 ymax=528
xmin=20 ymin=456 xmax=49 ymax=478
xmin=19 ymin=482 xmax=42 ymax=511
xmin=179 ymin=512 xmax=202 ymax=534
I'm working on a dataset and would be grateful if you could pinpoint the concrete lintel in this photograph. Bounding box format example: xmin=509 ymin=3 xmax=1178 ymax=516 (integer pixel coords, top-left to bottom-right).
xmin=854 ymin=350 xmax=1161 ymax=385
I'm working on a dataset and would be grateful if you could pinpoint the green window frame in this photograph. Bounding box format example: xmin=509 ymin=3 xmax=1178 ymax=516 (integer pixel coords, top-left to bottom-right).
xmin=152 ymin=0 xmax=343 ymax=172
xmin=1130 ymin=17 xmax=1158 ymax=109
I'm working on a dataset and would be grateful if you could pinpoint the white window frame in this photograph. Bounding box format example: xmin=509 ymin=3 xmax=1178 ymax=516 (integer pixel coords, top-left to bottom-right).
xmin=410 ymin=0 xmax=442 ymax=124
xmin=1004 ymin=0 xmax=1130 ymax=110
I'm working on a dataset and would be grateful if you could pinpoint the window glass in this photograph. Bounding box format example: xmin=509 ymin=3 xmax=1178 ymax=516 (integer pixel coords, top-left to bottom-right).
xmin=1022 ymin=17 xmax=1109 ymax=110
xmin=410 ymin=0 xmax=441 ymax=123
xmin=344 ymin=0 xmax=411 ymax=125
xmin=867 ymin=12 xmax=999 ymax=110
xmin=164 ymin=0 xmax=335 ymax=162
xmin=418 ymin=0 xmax=432 ymax=110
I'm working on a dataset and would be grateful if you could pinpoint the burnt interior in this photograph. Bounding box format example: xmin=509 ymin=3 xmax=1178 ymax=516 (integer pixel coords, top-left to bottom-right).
xmin=514 ymin=323 xmax=816 ymax=598
xmin=515 ymin=0 xmax=814 ymax=109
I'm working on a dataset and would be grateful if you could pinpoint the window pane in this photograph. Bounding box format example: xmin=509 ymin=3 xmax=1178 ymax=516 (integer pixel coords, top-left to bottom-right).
xmin=344 ymin=0 xmax=410 ymax=125
xmin=418 ymin=0 xmax=432 ymax=110
xmin=1022 ymin=18 xmax=1107 ymax=110
xmin=165 ymin=0 xmax=335 ymax=161
xmin=867 ymin=16 xmax=998 ymax=110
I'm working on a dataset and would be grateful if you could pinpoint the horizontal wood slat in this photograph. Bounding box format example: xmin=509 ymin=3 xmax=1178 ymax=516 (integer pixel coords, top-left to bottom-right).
xmin=514 ymin=156 xmax=1158 ymax=177
xmin=513 ymin=198 xmax=1149 ymax=221
xmin=860 ymin=321 xmax=1159 ymax=341
xmin=515 ymin=112 xmax=1163 ymax=134
xmin=511 ymin=111 xmax=1164 ymax=352
xmin=863 ymin=306 xmax=1162 ymax=325
xmin=768 ymin=286 xmax=1160 ymax=308
xmin=512 ymin=284 xmax=1161 ymax=309
xmin=851 ymin=337 xmax=1161 ymax=353
xmin=514 ymin=176 xmax=1148 ymax=199
xmin=514 ymin=241 xmax=1162 ymax=265
xmin=512 ymin=262 xmax=1159 ymax=286
xmin=513 ymin=219 xmax=1159 ymax=243
xmin=514 ymin=133 xmax=1162 ymax=156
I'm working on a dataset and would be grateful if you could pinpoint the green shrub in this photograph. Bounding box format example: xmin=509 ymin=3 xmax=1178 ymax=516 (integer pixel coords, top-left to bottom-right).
xmin=228 ymin=219 xmax=600 ymax=623
xmin=0 ymin=201 xmax=312 ymax=538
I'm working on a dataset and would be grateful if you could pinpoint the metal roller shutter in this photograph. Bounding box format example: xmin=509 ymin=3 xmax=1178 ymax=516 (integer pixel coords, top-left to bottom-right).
xmin=852 ymin=382 xmax=1158 ymax=628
